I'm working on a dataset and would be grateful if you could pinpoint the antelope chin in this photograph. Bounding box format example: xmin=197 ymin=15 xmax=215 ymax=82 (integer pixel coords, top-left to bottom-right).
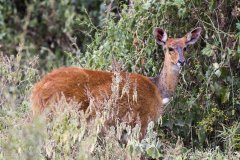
xmin=172 ymin=63 xmax=182 ymax=72
xmin=177 ymin=62 xmax=182 ymax=68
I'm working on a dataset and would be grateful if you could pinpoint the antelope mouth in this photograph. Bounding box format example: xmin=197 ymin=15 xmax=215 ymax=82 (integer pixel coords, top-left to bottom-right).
xmin=172 ymin=63 xmax=182 ymax=71
xmin=177 ymin=62 xmax=183 ymax=68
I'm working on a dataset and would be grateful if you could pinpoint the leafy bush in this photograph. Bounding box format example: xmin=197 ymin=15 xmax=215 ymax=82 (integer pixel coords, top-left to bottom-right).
xmin=0 ymin=0 xmax=102 ymax=70
xmin=80 ymin=0 xmax=240 ymax=149
xmin=0 ymin=0 xmax=240 ymax=159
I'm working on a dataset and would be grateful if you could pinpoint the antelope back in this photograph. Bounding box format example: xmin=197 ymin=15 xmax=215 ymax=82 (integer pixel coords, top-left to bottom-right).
xmin=31 ymin=67 xmax=163 ymax=137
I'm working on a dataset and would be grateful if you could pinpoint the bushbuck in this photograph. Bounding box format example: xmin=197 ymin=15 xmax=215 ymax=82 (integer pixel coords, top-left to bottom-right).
xmin=31 ymin=27 xmax=202 ymax=138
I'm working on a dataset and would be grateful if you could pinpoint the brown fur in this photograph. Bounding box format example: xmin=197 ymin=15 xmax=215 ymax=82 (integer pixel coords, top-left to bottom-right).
xmin=31 ymin=27 xmax=201 ymax=138
xmin=31 ymin=67 xmax=163 ymax=136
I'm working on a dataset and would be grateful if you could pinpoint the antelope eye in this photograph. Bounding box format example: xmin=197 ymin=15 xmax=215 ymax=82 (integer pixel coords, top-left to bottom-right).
xmin=183 ymin=47 xmax=187 ymax=51
xmin=168 ymin=48 xmax=174 ymax=52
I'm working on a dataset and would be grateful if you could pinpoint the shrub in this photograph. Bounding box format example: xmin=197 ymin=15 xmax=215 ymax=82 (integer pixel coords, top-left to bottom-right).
xmin=0 ymin=0 xmax=239 ymax=159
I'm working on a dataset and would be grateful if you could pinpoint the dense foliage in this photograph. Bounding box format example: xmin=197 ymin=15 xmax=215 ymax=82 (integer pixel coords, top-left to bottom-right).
xmin=0 ymin=0 xmax=239 ymax=159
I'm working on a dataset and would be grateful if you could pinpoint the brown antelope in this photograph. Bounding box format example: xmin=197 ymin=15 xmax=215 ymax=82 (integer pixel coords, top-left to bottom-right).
xmin=31 ymin=27 xmax=202 ymax=138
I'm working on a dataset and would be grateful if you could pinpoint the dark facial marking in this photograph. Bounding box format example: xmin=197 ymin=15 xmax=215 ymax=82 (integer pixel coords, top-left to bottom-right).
xmin=169 ymin=47 xmax=174 ymax=52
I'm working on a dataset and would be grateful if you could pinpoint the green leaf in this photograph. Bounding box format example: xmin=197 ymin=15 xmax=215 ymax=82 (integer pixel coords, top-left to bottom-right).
xmin=214 ymin=69 xmax=221 ymax=78
xmin=127 ymin=144 xmax=134 ymax=154
xmin=213 ymin=63 xmax=219 ymax=69
xmin=236 ymin=23 xmax=240 ymax=31
xmin=209 ymin=0 xmax=217 ymax=10
xmin=143 ymin=2 xmax=151 ymax=10
xmin=146 ymin=146 xmax=161 ymax=159
xmin=197 ymin=127 xmax=206 ymax=146
xmin=201 ymin=44 xmax=213 ymax=57
xmin=221 ymin=89 xmax=230 ymax=104
xmin=174 ymin=0 xmax=185 ymax=7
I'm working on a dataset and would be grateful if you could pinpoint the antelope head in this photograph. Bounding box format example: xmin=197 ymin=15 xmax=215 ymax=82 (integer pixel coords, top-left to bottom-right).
xmin=153 ymin=27 xmax=202 ymax=69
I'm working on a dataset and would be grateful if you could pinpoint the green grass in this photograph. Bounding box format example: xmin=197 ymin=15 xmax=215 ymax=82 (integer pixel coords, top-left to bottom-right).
xmin=0 ymin=53 xmax=239 ymax=159
xmin=0 ymin=0 xmax=240 ymax=159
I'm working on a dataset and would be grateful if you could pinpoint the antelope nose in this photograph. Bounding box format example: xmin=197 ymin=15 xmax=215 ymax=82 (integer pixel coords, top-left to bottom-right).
xmin=178 ymin=60 xmax=185 ymax=66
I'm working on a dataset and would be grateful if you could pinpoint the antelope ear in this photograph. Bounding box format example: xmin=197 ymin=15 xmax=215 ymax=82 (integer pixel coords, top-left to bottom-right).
xmin=153 ymin=28 xmax=167 ymax=46
xmin=186 ymin=27 xmax=202 ymax=45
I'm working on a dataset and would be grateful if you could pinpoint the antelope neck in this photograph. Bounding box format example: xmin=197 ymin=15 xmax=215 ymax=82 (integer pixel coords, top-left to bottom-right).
xmin=151 ymin=60 xmax=181 ymax=99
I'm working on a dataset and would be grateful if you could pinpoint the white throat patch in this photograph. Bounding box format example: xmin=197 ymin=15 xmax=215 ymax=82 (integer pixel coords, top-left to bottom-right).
xmin=162 ymin=98 xmax=170 ymax=105
xmin=172 ymin=63 xmax=181 ymax=72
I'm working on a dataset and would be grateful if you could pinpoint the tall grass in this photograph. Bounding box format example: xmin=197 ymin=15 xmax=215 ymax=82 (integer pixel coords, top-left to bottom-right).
xmin=0 ymin=0 xmax=240 ymax=159
xmin=0 ymin=52 xmax=239 ymax=159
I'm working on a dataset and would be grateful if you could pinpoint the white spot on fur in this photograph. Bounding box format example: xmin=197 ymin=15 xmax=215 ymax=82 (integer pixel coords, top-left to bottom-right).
xmin=173 ymin=64 xmax=181 ymax=72
xmin=177 ymin=62 xmax=181 ymax=68
xmin=162 ymin=98 xmax=170 ymax=105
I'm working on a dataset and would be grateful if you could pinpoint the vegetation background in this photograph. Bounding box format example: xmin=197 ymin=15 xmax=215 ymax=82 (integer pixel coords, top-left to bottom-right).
xmin=0 ymin=0 xmax=239 ymax=159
